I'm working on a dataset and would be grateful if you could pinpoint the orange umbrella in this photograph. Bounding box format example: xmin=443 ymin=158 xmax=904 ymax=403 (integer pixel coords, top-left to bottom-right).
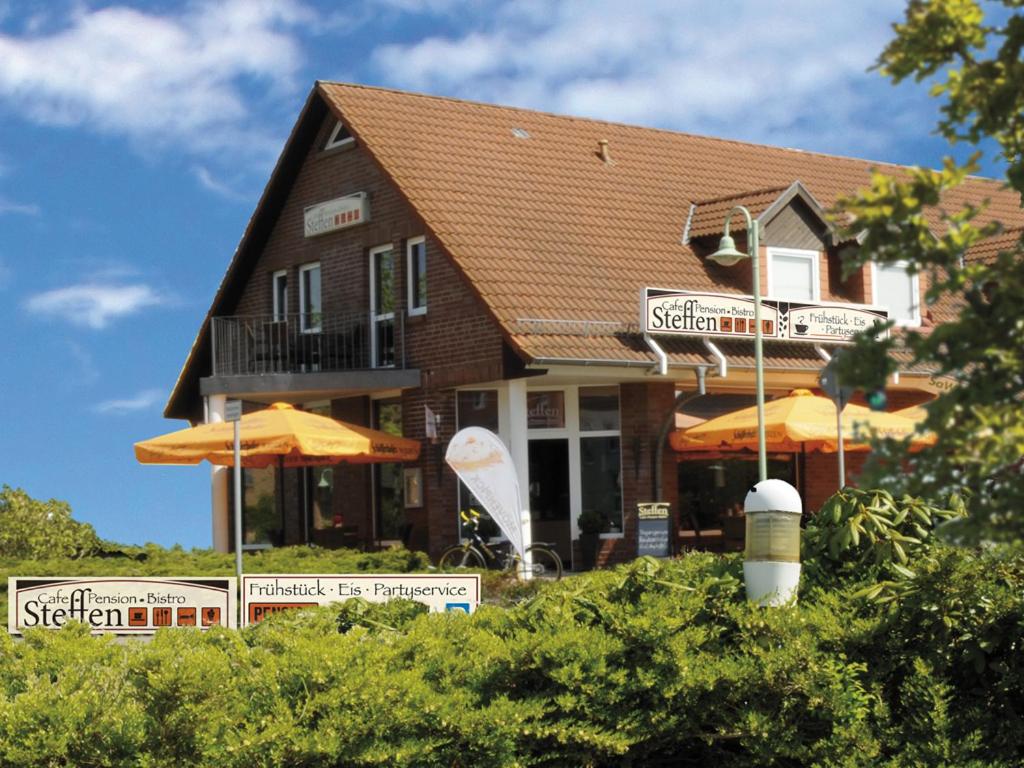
xmin=135 ymin=402 xmax=420 ymax=467
xmin=670 ymin=389 xmax=934 ymax=454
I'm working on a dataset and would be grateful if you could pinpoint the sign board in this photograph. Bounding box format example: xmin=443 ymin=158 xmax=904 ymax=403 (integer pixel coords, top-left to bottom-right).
xmin=224 ymin=399 xmax=242 ymax=422
xmin=636 ymin=502 xmax=671 ymax=558
xmin=8 ymin=577 xmax=236 ymax=635
xmin=303 ymin=192 xmax=369 ymax=238
xmin=642 ymin=288 xmax=888 ymax=344
xmin=241 ymin=574 xmax=481 ymax=626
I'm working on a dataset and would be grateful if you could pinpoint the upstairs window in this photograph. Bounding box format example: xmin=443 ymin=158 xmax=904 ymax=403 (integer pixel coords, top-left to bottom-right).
xmin=272 ymin=270 xmax=288 ymax=321
xmin=406 ymin=236 xmax=427 ymax=315
xmin=299 ymin=262 xmax=322 ymax=332
xmin=370 ymin=245 xmax=396 ymax=367
xmin=872 ymin=261 xmax=920 ymax=326
xmin=767 ymin=247 xmax=820 ymax=302
xmin=324 ymin=121 xmax=354 ymax=151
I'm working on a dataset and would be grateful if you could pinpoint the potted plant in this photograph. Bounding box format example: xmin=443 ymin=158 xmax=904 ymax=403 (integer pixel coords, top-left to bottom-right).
xmin=576 ymin=509 xmax=604 ymax=571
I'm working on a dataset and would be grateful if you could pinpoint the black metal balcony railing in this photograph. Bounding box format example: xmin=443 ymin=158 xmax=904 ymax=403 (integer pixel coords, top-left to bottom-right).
xmin=211 ymin=311 xmax=405 ymax=377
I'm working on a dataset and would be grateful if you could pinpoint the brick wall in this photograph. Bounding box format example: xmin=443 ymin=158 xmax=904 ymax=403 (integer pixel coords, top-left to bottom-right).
xmin=226 ymin=111 xmax=509 ymax=557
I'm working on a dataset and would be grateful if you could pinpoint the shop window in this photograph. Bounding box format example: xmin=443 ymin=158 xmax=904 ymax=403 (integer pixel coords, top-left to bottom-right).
xmin=272 ymin=269 xmax=287 ymax=321
xmin=407 ymin=236 xmax=427 ymax=315
xmin=456 ymin=389 xmax=500 ymax=538
xmin=527 ymin=391 xmax=565 ymax=429
xmin=374 ymin=400 xmax=405 ymax=540
xmin=872 ymin=261 xmax=920 ymax=326
xmin=370 ymin=245 xmax=396 ymax=367
xmin=767 ymin=247 xmax=820 ymax=301
xmin=677 ymin=456 xmax=795 ymax=536
xmin=579 ymin=386 xmax=622 ymax=534
xmin=299 ymin=262 xmax=321 ymax=332
xmin=240 ymin=467 xmax=282 ymax=547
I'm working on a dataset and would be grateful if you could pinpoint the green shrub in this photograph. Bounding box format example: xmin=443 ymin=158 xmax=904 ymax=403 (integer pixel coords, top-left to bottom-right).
xmin=0 ymin=544 xmax=1021 ymax=765
xmin=0 ymin=485 xmax=100 ymax=560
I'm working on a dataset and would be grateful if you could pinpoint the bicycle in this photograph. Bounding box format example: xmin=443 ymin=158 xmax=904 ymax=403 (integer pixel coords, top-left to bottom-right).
xmin=437 ymin=509 xmax=563 ymax=580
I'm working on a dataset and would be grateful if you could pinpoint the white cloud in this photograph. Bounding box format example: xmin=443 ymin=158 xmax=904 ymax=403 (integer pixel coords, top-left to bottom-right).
xmin=0 ymin=196 xmax=40 ymax=215
xmin=25 ymin=283 xmax=166 ymax=329
xmin=0 ymin=0 xmax=311 ymax=162
xmin=192 ymin=165 xmax=252 ymax=202
xmin=370 ymin=0 xmax=921 ymax=159
xmin=93 ymin=388 xmax=164 ymax=415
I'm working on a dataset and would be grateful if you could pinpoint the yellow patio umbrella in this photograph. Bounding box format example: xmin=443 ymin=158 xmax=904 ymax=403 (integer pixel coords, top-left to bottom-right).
xmin=136 ymin=402 xmax=421 ymax=582
xmin=670 ymin=389 xmax=934 ymax=454
xmin=135 ymin=402 xmax=421 ymax=467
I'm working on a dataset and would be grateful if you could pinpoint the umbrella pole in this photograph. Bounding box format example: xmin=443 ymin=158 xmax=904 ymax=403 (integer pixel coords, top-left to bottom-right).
xmin=233 ymin=420 xmax=243 ymax=584
xmin=836 ymin=405 xmax=846 ymax=491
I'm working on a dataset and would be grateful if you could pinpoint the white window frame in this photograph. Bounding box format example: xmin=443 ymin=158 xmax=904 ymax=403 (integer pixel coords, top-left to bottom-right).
xmin=766 ymin=247 xmax=821 ymax=301
xmin=298 ymin=262 xmax=321 ymax=333
xmin=406 ymin=236 xmax=427 ymax=316
xmin=370 ymin=244 xmax=396 ymax=368
xmin=871 ymin=260 xmax=921 ymax=327
xmin=272 ymin=269 xmax=288 ymax=321
xmin=324 ymin=120 xmax=354 ymax=151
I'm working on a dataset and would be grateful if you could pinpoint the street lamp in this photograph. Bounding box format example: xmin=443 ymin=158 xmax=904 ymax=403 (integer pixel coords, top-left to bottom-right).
xmin=708 ymin=206 xmax=767 ymax=482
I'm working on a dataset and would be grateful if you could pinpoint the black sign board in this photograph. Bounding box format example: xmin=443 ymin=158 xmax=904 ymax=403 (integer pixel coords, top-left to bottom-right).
xmin=637 ymin=502 xmax=671 ymax=558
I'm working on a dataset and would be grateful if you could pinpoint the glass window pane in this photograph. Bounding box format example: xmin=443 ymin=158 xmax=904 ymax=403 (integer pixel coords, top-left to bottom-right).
xmin=273 ymin=273 xmax=287 ymax=320
xmin=580 ymin=386 xmax=619 ymax=431
xmin=580 ymin=436 xmax=622 ymax=533
xmin=876 ymin=263 xmax=918 ymax=323
xmin=374 ymin=250 xmax=395 ymax=314
xmin=241 ymin=467 xmax=281 ymax=546
xmin=409 ymin=240 xmax=426 ymax=310
xmin=457 ymin=390 xmax=499 ymax=431
xmin=772 ymin=254 xmax=815 ymax=300
xmin=527 ymin=391 xmax=565 ymax=429
xmin=301 ymin=264 xmax=321 ymax=330
xmin=374 ymin=401 xmax=405 ymax=540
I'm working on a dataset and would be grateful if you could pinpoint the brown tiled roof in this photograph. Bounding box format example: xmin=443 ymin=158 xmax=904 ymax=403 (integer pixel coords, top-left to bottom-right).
xmin=686 ymin=186 xmax=788 ymax=239
xmin=965 ymin=226 xmax=1023 ymax=264
xmin=319 ymin=82 xmax=1024 ymax=368
xmin=165 ymin=83 xmax=1024 ymax=419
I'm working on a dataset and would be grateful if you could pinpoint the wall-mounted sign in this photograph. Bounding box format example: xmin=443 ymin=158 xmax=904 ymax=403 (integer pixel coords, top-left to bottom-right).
xmin=241 ymin=574 xmax=481 ymax=626
xmin=636 ymin=502 xmax=671 ymax=558
xmin=642 ymin=288 xmax=887 ymax=343
xmin=8 ymin=577 xmax=236 ymax=635
xmin=303 ymin=192 xmax=369 ymax=237
xmin=527 ymin=391 xmax=565 ymax=429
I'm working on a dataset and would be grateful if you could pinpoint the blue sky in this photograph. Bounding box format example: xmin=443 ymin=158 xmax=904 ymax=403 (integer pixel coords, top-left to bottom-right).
xmin=0 ymin=0 xmax=999 ymax=549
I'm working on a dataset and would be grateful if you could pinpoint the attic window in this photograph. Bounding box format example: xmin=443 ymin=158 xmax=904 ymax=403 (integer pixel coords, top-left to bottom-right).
xmin=324 ymin=120 xmax=354 ymax=150
xmin=511 ymin=127 xmax=531 ymax=139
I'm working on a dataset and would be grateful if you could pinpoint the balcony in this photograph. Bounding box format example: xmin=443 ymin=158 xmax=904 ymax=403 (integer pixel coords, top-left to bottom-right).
xmin=210 ymin=311 xmax=407 ymax=377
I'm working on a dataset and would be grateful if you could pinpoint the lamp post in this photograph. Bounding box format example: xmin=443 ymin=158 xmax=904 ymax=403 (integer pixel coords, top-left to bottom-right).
xmin=708 ymin=206 xmax=767 ymax=482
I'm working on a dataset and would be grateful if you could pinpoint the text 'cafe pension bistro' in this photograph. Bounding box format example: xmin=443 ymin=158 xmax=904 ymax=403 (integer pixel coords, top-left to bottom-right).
xmin=163 ymin=82 xmax=1021 ymax=569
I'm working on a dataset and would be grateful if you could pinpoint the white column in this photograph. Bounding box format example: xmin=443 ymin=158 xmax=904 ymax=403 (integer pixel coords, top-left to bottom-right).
xmin=206 ymin=394 xmax=230 ymax=553
xmin=507 ymin=379 xmax=533 ymax=571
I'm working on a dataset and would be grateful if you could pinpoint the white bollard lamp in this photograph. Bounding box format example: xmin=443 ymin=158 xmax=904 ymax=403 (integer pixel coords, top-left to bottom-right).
xmin=743 ymin=479 xmax=803 ymax=606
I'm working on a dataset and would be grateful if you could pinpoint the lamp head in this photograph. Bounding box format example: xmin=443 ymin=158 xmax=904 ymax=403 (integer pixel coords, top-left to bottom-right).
xmin=708 ymin=234 xmax=749 ymax=267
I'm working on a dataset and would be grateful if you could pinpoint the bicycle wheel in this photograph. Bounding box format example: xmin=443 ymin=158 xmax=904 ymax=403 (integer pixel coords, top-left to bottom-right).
xmin=523 ymin=545 xmax=563 ymax=580
xmin=437 ymin=545 xmax=486 ymax=571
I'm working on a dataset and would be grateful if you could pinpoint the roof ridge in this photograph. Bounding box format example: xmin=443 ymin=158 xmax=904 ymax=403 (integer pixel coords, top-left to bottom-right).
xmin=316 ymin=80 xmax=1007 ymax=185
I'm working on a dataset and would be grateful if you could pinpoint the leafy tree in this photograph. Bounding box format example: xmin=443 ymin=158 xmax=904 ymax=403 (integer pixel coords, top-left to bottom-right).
xmin=836 ymin=0 xmax=1024 ymax=543
xmin=0 ymin=485 xmax=100 ymax=559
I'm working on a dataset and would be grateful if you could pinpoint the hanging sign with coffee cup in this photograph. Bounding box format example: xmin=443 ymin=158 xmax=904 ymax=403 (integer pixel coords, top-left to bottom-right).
xmin=642 ymin=288 xmax=887 ymax=343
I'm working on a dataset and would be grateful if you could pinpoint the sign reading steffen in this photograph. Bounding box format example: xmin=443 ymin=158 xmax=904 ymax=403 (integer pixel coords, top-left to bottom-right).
xmin=303 ymin=192 xmax=369 ymax=237
xmin=8 ymin=577 xmax=236 ymax=635
xmin=642 ymin=288 xmax=888 ymax=343
xmin=636 ymin=502 xmax=671 ymax=558
xmin=242 ymin=574 xmax=481 ymax=626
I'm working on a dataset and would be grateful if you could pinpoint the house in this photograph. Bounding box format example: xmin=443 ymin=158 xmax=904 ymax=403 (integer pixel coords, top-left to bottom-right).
xmin=166 ymin=82 xmax=1023 ymax=567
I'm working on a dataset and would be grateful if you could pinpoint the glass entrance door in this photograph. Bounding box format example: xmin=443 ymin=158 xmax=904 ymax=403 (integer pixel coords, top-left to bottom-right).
xmin=528 ymin=439 xmax=571 ymax=566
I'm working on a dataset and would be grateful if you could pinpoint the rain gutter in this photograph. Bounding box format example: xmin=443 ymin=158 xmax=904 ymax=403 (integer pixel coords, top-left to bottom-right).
xmin=703 ymin=339 xmax=727 ymax=378
xmin=643 ymin=333 xmax=668 ymax=376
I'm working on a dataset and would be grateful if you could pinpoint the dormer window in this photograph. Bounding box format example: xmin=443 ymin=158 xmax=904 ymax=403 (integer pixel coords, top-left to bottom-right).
xmin=767 ymin=247 xmax=820 ymax=302
xmin=324 ymin=120 xmax=354 ymax=151
xmin=872 ymin=261 xmax=921 ymax=326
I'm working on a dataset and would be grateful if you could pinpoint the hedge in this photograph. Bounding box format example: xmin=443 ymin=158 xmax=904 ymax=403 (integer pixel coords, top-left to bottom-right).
xmin=0 ymin=544 xmax=1021 ymax=766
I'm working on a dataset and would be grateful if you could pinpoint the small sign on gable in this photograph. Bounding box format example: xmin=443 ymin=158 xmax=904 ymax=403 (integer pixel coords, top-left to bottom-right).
xmin=304 ymin=192 xmax=370 ymax=237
